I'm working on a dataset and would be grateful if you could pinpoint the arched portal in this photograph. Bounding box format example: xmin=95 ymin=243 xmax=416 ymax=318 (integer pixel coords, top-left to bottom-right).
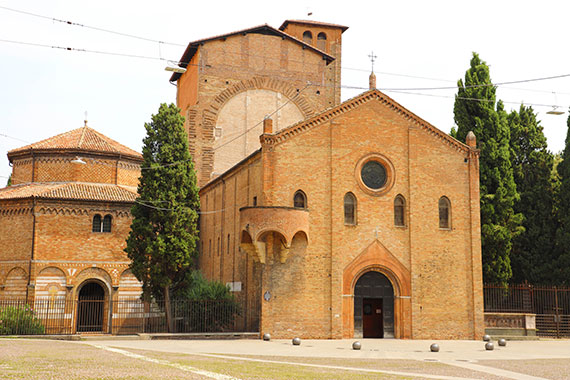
xmin=77 ymin=281 xmax=105 ymax=332
xmin=354 ymin=271 xmax=394 ymax=338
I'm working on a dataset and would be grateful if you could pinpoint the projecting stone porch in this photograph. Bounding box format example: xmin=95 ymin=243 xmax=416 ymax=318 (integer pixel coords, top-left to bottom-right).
xmin=239 ymin=206 xmax=309 ymax=264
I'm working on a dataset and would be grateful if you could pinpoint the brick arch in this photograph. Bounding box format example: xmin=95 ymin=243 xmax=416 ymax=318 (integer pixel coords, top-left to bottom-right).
xmin=342 ymin=240 xmax=412 ymax=339
xmin=2 ymin=267 xmax=28 ymax=299
xmin=207 ymin=77 xmax=316 ymax=125
xmin=35 ymin=267 xmax=66 ymax=299
xmin=73 ymin=267 xmax=112 ymax=295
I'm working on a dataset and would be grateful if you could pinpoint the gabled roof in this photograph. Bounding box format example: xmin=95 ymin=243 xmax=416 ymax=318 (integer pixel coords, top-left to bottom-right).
xmin=279 ymin=19 xmax=349 ymax=32
xmin=0 ymin=182 xmax=138 ymax=202
xmin=170 ymin=24 xmax=335 ymax=81
xmin=8 ymin=126 xmax=142 ymax=161
xmin=262 ymin=89 xmax=477 ymax=155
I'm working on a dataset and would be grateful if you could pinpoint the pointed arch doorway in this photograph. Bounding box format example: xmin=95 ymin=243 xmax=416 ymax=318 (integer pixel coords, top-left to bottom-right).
xmin=354 ymin=271 xmax=394 ymax=338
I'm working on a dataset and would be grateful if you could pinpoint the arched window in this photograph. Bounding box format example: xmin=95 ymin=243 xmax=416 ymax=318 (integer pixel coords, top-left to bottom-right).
xmin=303 ymin=30 xmax=313 ymax=44
xmin=344 ymin=192 xmax=357 ymax=225
xmin=102 ymin=215 xmax=112 ymax=233
xmin=293 ymin=190 xmax=307 ymax=209
xmin=394 ymin=195 xmax=405 ymax=227
xmin=92 ymin=214 xmax=102 ymax=233
xmin=439 ymin=196 xmax=451 ymax=229
xmin=317 ymin=32 xmax=327 ymax=50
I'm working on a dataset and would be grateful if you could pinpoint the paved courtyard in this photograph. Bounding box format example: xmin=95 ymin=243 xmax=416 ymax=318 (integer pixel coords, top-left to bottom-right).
xmin=2 ymin=337 xmax=570 ymax=379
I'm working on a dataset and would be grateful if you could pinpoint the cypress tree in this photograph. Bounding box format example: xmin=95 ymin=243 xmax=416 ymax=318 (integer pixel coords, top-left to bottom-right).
xmin=452 ymin=53 xmax=522 ymax=285
xmin=554 ymin=111 xmax=570 ymax=285
xmin=125 ymin=103 xmax=200 ymax=332
xmin=508 ymin=105 xmax=557 ymax=284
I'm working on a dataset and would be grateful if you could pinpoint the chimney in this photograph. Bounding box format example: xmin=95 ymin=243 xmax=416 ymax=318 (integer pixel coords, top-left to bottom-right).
xmin=263 ymin=118 xmax=273 ymax=134
xmin=466 ymin=131 xmax=477 ymax=148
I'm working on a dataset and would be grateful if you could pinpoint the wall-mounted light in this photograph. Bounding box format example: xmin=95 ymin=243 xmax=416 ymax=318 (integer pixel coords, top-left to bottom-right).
xmin=71 ymin=157 xmax=86 ymax=164
xmin=165 ymin=61 xmax=186 ymax=74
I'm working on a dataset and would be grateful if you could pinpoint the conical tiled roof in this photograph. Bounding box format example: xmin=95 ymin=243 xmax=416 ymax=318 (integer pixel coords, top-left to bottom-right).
xmin=8 ymin=126 xmax=141 ymax=160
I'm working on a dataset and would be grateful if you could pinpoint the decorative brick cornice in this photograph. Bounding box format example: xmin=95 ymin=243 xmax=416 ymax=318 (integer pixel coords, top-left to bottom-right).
xmin=267 ymin=89 xmax=478 ymax=156
xmin=13 ymin=158 xmax=32 ymax=166
xmin=37 ymin=206 xmax=130 ymax=217
xmin=0 ymin=206 xmax=32 ymax=216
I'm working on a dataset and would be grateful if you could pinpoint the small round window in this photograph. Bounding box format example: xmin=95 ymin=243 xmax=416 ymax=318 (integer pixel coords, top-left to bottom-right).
xmin=355 ymin=153 xmax=395 ymax=196
xmin=361 ymin=160 xmax=387 ymax=189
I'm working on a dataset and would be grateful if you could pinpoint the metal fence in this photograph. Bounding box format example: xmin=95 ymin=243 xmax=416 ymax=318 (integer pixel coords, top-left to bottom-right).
xmin=484 ymin=284 xmax=570 ymax=338
xmin=0 ymin=298 xmax=260 ymax=336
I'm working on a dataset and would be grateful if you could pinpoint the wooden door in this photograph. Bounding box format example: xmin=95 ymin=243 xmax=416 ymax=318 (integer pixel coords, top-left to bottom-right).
xmin=362 ymin=298 xmax=384 ymax=338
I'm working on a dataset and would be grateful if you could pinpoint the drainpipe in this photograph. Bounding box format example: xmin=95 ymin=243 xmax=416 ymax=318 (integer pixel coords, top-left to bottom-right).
xmin=26 ymin=197 xmax=37 ymax=302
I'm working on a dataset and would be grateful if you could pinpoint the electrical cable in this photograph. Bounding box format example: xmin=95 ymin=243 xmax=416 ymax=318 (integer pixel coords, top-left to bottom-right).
xmin=3 ymin=4 xmax=570 ymax=98
xmin=2 ymin=32 xmax=570 ymax=98
xmin=0 ymin=5 xmax=185 ymax=47
xmin=0 ymin=133 xmax=31 ymax=144
xmin=0 ymin=38 xmax=179 ymax=62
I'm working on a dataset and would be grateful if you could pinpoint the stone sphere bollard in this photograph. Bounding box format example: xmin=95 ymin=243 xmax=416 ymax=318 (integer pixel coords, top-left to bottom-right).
xmin=498 ymin=338 xmax=507 ymax=347
xmin=292 ymin=337 xmax=301 ymax=346
xmin=430 ymin=343 xmax=440 ymax=352
xmin=263 ymin=333 xmax=271 ymax=341
xmin=352 ymin=341 xmax=361 ymax=350
xmin=483 ymin=334 xmax=491 ymax=342
xmin=485 ymin=342 xmax=494 ymax=351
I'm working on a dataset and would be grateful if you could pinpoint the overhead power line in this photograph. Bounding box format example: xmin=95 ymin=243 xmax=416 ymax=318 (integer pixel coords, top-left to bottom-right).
xmin=3 ymin=4 xmax=570 ymax=98
xmin=0 ymin=5 xmax=185 ymax=47
xmin=0 ymin=38 xmax=177 ymax=61
xmin=5 ymin=34 xmax=569 ymax=96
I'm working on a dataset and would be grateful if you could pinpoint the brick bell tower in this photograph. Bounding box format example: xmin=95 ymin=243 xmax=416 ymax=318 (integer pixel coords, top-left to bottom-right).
xmin=170 ymin=21 xmax=348 ymax=187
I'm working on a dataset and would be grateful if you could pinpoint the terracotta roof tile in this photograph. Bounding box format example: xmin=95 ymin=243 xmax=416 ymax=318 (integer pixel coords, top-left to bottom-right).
xmin=0 ymin=182 xmax=138 ymax=202
xmin=8 ymin=126 xmax=141 ymax=159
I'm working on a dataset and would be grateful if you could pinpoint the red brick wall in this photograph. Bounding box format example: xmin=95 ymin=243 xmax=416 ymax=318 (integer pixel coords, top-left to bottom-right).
xmin=198 ymin=93 xmax=483 ymax=340
xmin=10 ymin=154 xmax=141 ymax=186
xmin=199 ymin=154 xmax=263 ymax=328
xmin=176 ymin=32 xmax=339 ymax=186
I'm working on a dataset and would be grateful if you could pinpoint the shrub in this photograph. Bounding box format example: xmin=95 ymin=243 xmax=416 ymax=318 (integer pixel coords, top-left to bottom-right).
xmin=173 ymin=271 xmax=241 ymax=332
xmin=0 ymin=305 xmax=45 ymax=335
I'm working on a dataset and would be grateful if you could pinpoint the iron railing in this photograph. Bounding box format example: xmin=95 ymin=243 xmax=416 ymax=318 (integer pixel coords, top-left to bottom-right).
xmin=0 ymin=298 xmax=259 ymax=336
xmin=484 ymin=284 xmax=570 ymax=338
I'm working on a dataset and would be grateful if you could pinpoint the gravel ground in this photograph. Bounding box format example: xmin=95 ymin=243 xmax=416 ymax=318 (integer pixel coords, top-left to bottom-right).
xmin=200 ymin=354 xmax=510 ymax=380
xmin=0 ymin=340 xmax=206 ymax=379
xmin=124 ymin=348 xmax=434 ymax=380
xmin=479 ymin=359 xmax=570 ymax=380
xmin=124 ymin=347 xmax=519 ymax=380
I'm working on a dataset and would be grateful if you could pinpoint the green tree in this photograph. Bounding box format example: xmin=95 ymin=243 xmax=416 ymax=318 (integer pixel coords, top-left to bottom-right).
xmin=508 ymin=105 xmax=557 ymax=284
xmin=125 ymin=103 xmax=200 ymax=332
xmin=6 ymin=175 xmax=11 ymax=187
xmin=452 ymin=53 xmax=522 ymax=285
xmin=554 ymin=110 xmax=570 ymax=285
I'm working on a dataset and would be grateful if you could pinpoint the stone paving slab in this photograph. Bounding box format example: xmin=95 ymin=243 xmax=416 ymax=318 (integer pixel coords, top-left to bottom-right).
xmin=83 ymin=338 xmax=570 ymax=361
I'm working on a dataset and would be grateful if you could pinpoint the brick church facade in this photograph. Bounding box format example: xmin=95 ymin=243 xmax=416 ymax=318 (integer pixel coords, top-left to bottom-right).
xmin=172 ymin=20 xmax=484 ymax=339
xmin=0 ymin=126 xmax=143 ymax=333
xmin=0 ymin=19 xmax=484 ymax=339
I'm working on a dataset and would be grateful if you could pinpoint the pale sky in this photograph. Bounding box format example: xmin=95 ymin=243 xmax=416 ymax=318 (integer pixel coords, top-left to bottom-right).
xmin=1 ymin=0 xmax=569 ymax=184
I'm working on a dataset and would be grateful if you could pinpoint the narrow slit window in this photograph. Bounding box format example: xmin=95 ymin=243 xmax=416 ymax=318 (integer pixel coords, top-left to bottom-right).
xmin=293 ymin=190 xmax=307 ymax=209
xmin=394 ymin=196 xmax=405 ymax=227
xmin=439 ymin=196 xmax=451 ymax=229
xmin=102 ymin=215 xmax=112 ymax=233
xmin=344 ymin=192 xmax=357 ymax=225
xmin=317 ymin=32 xmax=327 ymax=50
xmin=92 ymin=214 xmax=102 ymax=233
